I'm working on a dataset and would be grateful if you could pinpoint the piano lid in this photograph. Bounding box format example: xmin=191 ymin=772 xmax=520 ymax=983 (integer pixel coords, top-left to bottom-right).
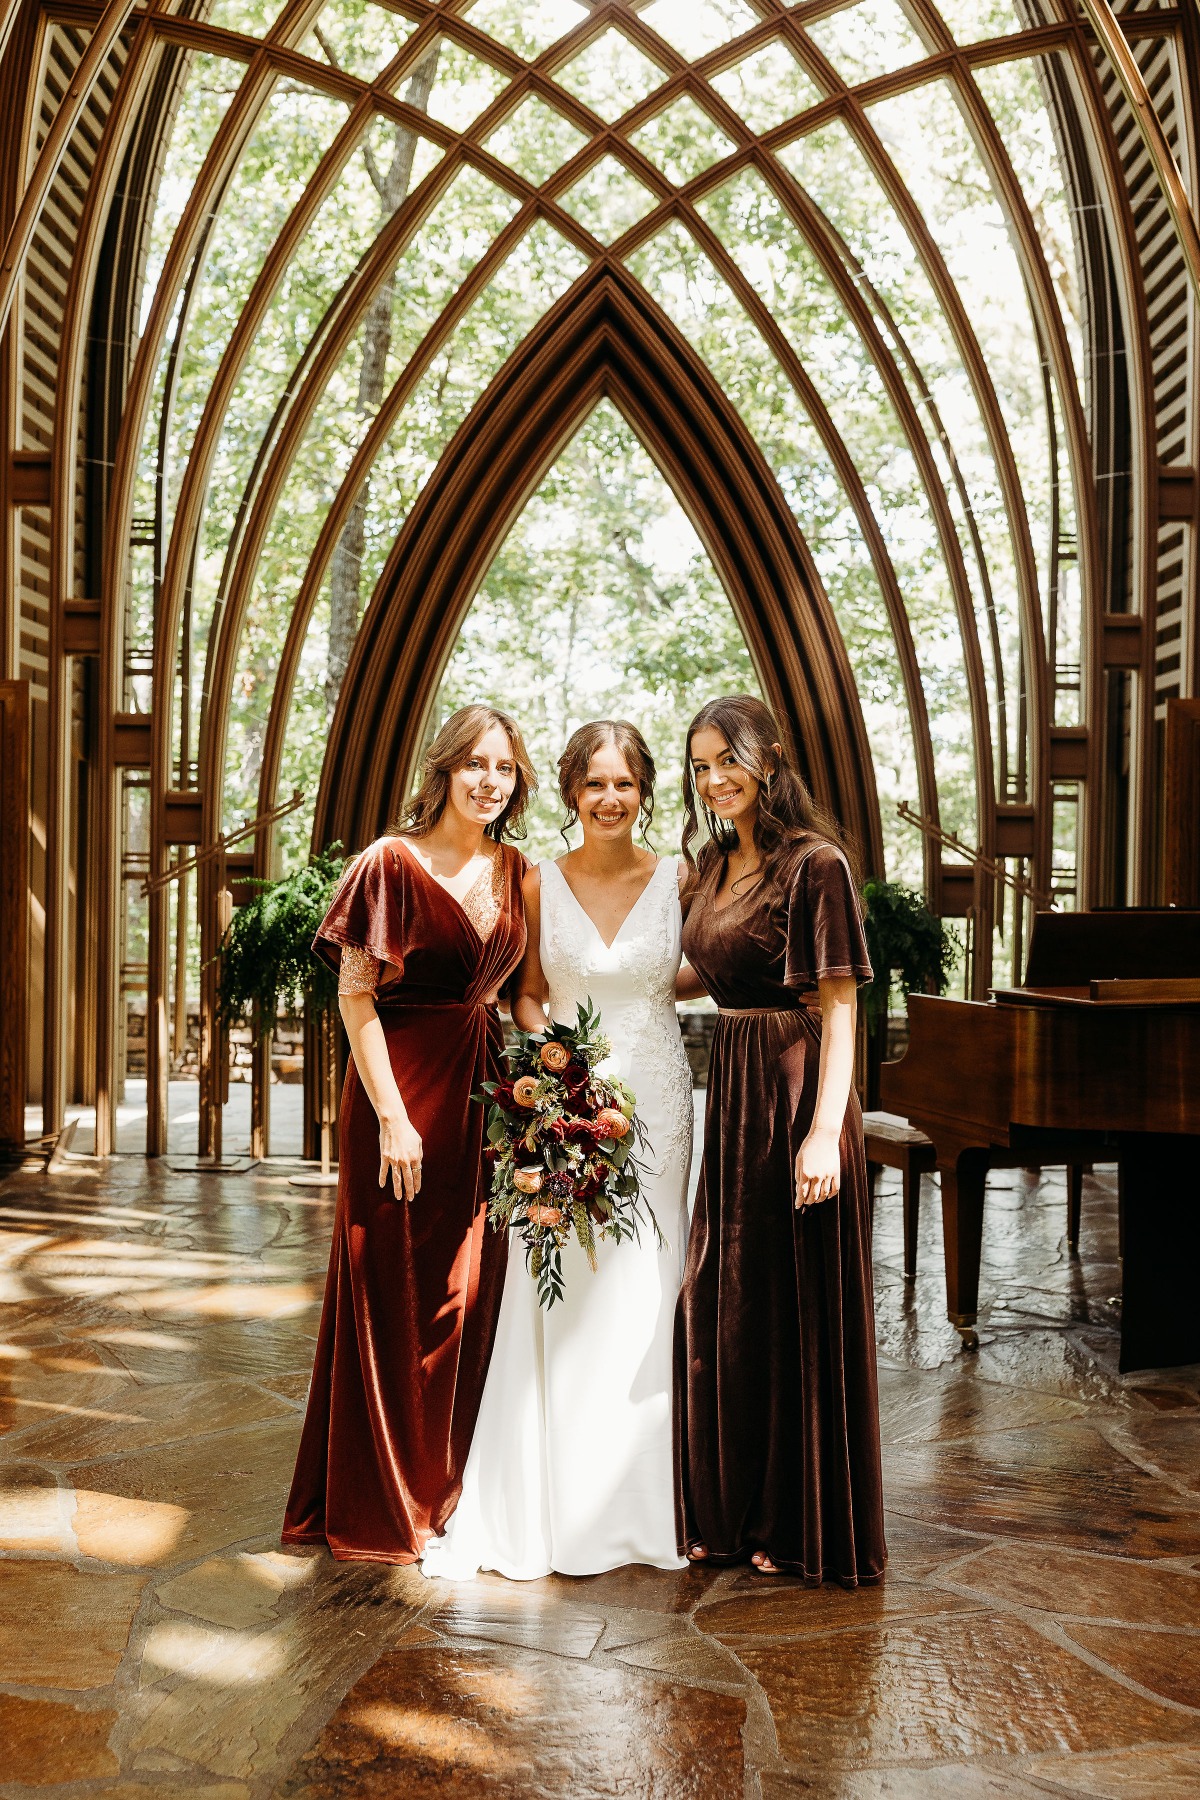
xmin=1021 ymin=909 xmax=1200 ymax=987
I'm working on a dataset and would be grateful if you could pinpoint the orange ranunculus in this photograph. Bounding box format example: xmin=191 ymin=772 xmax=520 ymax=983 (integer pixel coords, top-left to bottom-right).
xmin=512 ymin=1166 xmax=543 ymax=1194
xmin=525 ymin=1204 xmax=563 ymax=1227
xmin=512 ymin=1075 xmax=540 ymax=1108
xmin=595 ymin=1107 xmax=630 ymax=1140
xmin=540 ymin=1040 xmax=571 ymax=1073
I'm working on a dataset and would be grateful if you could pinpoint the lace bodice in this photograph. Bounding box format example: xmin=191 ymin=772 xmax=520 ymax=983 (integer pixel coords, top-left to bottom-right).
xmin=539 ymin=858 xmax=694 ymax=1176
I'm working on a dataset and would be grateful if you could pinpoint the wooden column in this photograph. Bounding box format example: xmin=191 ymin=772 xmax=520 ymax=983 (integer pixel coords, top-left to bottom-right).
xmin=0 ymin=678 xmax=28 ymax=1152
xmin=1165 ymin=698 xmax=1200 ymax=905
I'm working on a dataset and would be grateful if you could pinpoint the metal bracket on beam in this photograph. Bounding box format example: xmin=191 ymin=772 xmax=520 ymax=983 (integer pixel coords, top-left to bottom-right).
xmin=113 ymin=713 xmax=151 ymax=767
xmin=164 ymin=791 xmax=204 ymax=845
xmin=1049 ymin=727 xmax=1089 ymax=781
xmin=1102 ymin=613 xmax=1145 ymax=669
xmin=63 ymin=599 xmax=102 ymax=656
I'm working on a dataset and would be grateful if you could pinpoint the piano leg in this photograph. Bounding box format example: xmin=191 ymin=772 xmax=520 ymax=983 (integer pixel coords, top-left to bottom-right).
xmin=1067 ymin=1163 xmax=1083 ymax=1253
xmin=939 ymin=1148 xmax=989 ymax=1351
xmin=1116 ymin=1133 xmax=1200 ymax=1372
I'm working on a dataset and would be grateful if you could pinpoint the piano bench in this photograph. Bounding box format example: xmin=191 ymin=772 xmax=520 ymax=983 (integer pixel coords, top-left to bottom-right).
xmin=863 ymin=1111 xmax=937 ymax=1282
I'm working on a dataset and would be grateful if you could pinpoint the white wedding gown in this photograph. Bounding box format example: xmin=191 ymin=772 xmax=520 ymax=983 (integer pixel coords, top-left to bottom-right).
xmin=422 ymin=855 xmax=694 ymax=1579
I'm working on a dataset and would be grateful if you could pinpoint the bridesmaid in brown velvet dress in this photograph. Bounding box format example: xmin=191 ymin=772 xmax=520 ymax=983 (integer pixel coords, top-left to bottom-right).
xmin=283 ymin=704 xmax=535 ymax=1564
xmin=674 ymin=695 xmax=885 ymax=1587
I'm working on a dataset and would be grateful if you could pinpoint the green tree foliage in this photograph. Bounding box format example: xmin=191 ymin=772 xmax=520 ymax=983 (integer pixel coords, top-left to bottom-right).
xmin=433 ymin=400 xmax=763 ymax=861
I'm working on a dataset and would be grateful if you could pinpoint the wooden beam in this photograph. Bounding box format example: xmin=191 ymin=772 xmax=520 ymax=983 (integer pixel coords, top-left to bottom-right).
xmin=0 ymin=680 xmax=28 ymax=1151
xmin=113 ymin=712 xmax=152 ymax=767
xmin=995 ymin=805 xmax=1037 ymax=859
xmin=1102 ymin=613 xmax=1145 ymax=670
xmin=164 ymin=790 xmax=203 ymax=845
xmin=62 ymin=598 xmax=102 ymax=656
xmin=1049 ymin=727 xmax=1089 ymax=782
xmin=938 ymin=864 xmax=976 ymax=918
xmin=1165 ymin=699 xmax=1200 ymax=907
xmin=1159 ymin=466 xmax=1197 ymax=521
xmin=9 ymin=452 xmax=51 ymax=505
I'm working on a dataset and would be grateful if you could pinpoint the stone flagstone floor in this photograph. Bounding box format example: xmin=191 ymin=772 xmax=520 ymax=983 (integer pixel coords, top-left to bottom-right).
xmin=1 ymin=1129 xmax=1198 ymax=1798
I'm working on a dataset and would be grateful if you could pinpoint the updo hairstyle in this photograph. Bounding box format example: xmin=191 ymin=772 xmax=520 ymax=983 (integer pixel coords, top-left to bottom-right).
xmin=557 ymin=720 xmax=656 ymax=846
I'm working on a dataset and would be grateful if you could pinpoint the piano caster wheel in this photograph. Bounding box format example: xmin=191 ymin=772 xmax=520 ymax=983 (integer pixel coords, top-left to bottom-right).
xmin=950 ymin=1317 xmax=979 ymax=1353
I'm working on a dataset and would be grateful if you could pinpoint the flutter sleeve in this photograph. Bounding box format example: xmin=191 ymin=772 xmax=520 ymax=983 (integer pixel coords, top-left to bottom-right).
xmin=312 ymin=839 xmax=406 ymax=981
xmin=784 ymin=842 xmax=873 ymax=991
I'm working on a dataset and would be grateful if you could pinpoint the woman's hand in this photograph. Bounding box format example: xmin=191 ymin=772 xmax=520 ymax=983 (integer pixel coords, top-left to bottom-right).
xmin=379 ymin=1107 xmax=423 ymax=1202
xmin=794 ymin=1126 xmax=841 ymax=1209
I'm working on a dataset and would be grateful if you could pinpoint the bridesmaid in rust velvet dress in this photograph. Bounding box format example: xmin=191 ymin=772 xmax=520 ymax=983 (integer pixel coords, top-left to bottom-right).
xmin=674 ymin=695 xmax=885 ymax=1587
xmin=283 ymin=704 xmax=535 ymax=1564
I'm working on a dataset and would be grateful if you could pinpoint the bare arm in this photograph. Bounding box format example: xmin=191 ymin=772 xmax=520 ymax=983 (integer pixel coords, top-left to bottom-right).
xmin=794 ymin=976 xmax=858 ymax=1209
xmin=511 ymin=866 xmax=549 ymax=1034
xmin=673 ymin=858 xmax=708 ymax=1001
xmin=339 ymin=990 xmax=424 ymax=1202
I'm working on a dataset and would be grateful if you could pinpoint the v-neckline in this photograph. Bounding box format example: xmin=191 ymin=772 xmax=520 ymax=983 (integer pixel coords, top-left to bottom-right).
xmin=550 ymin=856 xmax=665 ymax=951
xmin=394 ymin=835 xmax=501 ymax=944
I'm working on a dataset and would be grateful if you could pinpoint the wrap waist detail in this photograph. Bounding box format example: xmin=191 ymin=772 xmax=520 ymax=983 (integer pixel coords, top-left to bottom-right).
xmin=717 ymin=1003 xmax=819 ymax=1018
xmin=374 ymin=996 xmax=496 ymax=1015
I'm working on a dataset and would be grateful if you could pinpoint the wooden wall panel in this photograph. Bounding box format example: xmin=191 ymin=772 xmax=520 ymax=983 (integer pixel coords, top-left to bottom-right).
xmin=0 ymin=678 xmax=28 ymax=1149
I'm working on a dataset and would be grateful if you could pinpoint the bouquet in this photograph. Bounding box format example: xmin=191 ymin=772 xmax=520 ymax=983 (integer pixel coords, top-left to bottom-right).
xmin=479 ymin=999 xmax=662 ymax=1309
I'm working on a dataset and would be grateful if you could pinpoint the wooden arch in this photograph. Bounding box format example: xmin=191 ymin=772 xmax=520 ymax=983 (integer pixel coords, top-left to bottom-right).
xmin=312 ymin=259 xmax=884 ymax=873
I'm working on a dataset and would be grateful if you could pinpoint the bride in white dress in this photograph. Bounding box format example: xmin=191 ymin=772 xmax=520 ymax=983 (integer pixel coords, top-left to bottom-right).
xmin=422 ymin=720 xmax=696 ymax=1579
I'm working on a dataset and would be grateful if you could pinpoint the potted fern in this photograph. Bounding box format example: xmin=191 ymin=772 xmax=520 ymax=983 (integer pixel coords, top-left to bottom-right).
xmin=215 ymin=844 xmax=346 ymax=1178
xmin=860 ymin=879 xmax=960 ymax=1108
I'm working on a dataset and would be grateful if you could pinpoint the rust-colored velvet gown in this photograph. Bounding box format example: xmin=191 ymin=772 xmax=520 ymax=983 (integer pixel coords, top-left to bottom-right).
xmin=283 ymin=836 xmax=526 ymax=1564
xmin=674 ymin=840 xmax=886 ymax=1587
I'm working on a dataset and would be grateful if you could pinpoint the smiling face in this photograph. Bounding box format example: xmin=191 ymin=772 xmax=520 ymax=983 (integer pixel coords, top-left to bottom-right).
xmin=445 ymin=723 xmax=518 ymax=833
xmin=689 ymin=724 xmax=770 ymax=835
xmin=574 ymin=739 xmax=642 ymax=845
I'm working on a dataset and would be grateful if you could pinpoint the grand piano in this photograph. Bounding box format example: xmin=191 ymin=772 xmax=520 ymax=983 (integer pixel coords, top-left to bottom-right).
xmin=881 ymin=910 xmax=1200 ymax=1372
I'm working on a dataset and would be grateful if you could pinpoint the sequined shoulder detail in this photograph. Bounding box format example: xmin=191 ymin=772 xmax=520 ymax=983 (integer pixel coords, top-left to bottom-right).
xmin=338 ymin=944 xmax=381 ymax=996
xmin=460 ymin=847 xmax=506 ymax=943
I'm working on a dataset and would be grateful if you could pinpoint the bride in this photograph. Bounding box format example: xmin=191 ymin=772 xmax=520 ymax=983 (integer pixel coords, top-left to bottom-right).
xmin=422 ymin=720 xmax=696 ymax=1579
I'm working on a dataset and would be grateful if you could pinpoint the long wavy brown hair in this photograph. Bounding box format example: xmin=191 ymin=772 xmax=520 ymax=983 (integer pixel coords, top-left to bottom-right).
xmin=557 ymin=720 xmax=656 ymax=847
xmin=397 ymin=704 xmax=537 ymax=842
xmin=681 ymin=694 xmax=860 ymax=894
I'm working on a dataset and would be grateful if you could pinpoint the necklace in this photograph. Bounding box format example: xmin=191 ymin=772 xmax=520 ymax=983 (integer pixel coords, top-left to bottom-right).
xmin=728 ymin=847 xmax=762 ymax=894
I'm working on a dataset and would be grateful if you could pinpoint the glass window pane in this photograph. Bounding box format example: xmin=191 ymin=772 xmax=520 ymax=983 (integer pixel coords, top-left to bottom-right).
xmin=138 ymin=52 xmax=246 ymax=340
xmin=935 ymin=0 xmax=1024 ymax=45
xmin=629 ymin=94 xmax=738 ymax=186
xmin=867 ymin=79 xmax=1067 ymax=783
xmin=707 ymin=40 xmax=823 ymax=135
xmin=464 ymin=0 xmax=587 ymax=60
xmin=804 ymin=0 xmax=927 ymax=86
xmin=299 ymin=0 xmax=418 ymax=80
xmin=239 ymin=222 xmax=589 ymax=856
xmin=640 ymin=0 xmax=761 ymax=61
xmin=203 ymin=0 xmax=288 ymax=34
xmin=973 ymin=55 xmax=1089 ymax=404
xmin=776 ymin=118 xmax=1024 ymax=800
xmin=558 ymin=153 xmax=659 ymax=244
xmin=434 ymin=398 xmax=763 ymax=858
xmin=484 ymin=94 xmax=588 ymax=185
xmin=185 ymin=115 xmax=444 ymax=775
xmin=420 ymin=36 xmax=511 ymax=132
xmin=553 ymin=26 xmax=667 ymax=122
xmin=628 ymin=220 xmax=941 ymax=871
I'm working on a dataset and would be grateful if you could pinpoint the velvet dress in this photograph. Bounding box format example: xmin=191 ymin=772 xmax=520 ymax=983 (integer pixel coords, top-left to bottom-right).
xmin=674 ymin=839 xmax=886 ymax=1587
xmin=282 ymin=836 xmax=526 ymax=1564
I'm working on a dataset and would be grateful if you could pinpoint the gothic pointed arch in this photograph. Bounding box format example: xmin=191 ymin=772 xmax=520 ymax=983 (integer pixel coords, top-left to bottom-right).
xmin=314 ymin=259 xmax=885 ymax=871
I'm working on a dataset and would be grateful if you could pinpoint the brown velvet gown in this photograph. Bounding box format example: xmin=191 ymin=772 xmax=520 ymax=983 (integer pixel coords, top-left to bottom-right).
xmin=674 ymin=840 xmax=886 ymax=1587
xmin=282 ymin=836 xmax=526 ymax=1564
